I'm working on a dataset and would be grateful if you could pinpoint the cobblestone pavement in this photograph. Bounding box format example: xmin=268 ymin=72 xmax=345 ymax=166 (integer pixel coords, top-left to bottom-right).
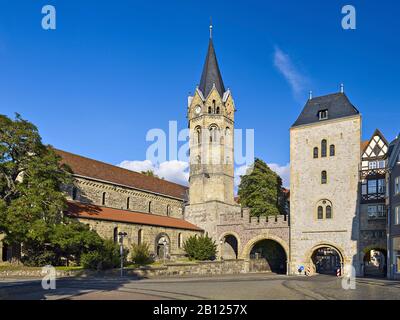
xmin=0 ymin=273 xmax=399 ymax=300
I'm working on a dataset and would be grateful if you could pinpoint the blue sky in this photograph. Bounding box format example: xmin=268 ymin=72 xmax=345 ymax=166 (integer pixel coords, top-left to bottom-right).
xmin=1 ymin=0 xmax=399 ymax=187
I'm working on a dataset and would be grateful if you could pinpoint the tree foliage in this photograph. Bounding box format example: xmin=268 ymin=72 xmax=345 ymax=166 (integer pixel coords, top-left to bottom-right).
xmin=238 ymin=158 xmax=285 ymax=217
xmin=21 ymin=220 xmax=105 ymax=266
xmin=183 ymin=235 xmax=217 ymax=261
xmin=0 ymin=113 xmax=120 ymax=268
xmin=0 ymin=113 xmax=72 ymax=243
xmin=80 ymin=239 xmax=122 ymax=270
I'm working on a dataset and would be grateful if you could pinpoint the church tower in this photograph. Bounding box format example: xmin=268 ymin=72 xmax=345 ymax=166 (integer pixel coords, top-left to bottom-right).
xmin=185 ymin=24 xmax=237 ymax=240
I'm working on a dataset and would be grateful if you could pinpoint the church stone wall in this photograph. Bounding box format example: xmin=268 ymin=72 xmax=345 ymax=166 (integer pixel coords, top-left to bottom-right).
xmin=290 ymin=115 xmax=361 ymax=275
xmin=78 ymin=218 xmax=202 ymax=259
xmin=64 ymin=177 xmax=184 ymax=218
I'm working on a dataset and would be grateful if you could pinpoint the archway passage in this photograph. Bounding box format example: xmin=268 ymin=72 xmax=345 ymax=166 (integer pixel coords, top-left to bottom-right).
xmin=155 ymin=234 xmax=170 ymax=260
xmin=312 ymin=247 xmax=341 ymax=275
xmin=249 ymin=239 xmax=287 ymax=274
xmin=222 ymin=234 xmax=238 ymax=259
xmin=363 ymin=248 xmax=387 ymax=278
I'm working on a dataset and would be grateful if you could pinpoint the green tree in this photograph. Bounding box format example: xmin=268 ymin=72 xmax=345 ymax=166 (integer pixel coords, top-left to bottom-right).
xmin=0 ymin=114 xmax=72 ymax=244
xmin=183 ymin=235 xmax=217 ymax=261
xmin=238 ymin=158 xmax=285 ymax=217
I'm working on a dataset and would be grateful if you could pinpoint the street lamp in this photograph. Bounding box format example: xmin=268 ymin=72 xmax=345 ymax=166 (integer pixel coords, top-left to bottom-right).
xmin=118 ymin=232 xmax=128 ymax=277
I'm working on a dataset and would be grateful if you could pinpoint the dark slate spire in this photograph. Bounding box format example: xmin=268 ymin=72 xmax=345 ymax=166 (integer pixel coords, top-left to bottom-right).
xmin=199 ymin=35 xmax=225 ymax=98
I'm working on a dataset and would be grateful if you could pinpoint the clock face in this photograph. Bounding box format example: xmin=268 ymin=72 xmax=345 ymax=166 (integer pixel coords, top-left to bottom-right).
xmin=195 ymin=105 xmax=201 ymax=115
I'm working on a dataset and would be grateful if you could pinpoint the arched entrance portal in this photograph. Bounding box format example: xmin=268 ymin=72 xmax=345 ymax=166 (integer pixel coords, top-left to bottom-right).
xmin=311 ymin=247 xmax=342 ymax=275
xmin=155 ymin=233 xmax=170 ymax=260
xmin=363 ymin=248 xmax=387 ymax=278
xmin=249 ymin=239 xmax=287 ymax=274
xmin=221 ymin=234 xmax=239 ymax=259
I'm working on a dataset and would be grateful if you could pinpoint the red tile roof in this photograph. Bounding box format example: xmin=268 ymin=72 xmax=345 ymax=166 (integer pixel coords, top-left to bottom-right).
xmin=66 ymin=201 xmax=202 ymax=231
xmin=54 ymin=149 xmax=188 ymax=200
xmin=361 ymin=140 xmax=369 ymax=153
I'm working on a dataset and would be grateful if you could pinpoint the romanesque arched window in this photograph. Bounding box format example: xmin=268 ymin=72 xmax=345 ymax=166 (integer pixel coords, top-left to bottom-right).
xmin=316 ymin=199 xmax=333 ymax=220
xmin=321 ymin=139 xmax=327 ymax=157
xmin=178 ymin=233 xmax=183 ymax=248
xmin=195 ymin=126 xmax=201 ymax=144
xmin=208 ymin=106 xmax=212 ymax=114
xmin=102 ymin=192 xmax=106 ymax=206
xmin=326 ymin=205 xmax=332 ymax=219
xmin=313 ymin=147 xmax=319 ymax=159
xmin=321 ymin=171 xmax=327 ymax=184
xmin=209 ymin=124 xmax=219 ymax=143
xmin=127 ymin=197 xmax=130 ymax=210
xmin=213 ymin=100 xmax=216 ymax=113
xmin=330 ymin=144 xmax=335 ymax=156
xmin=113 ymin=227 xmax=118 ymax=243
xmin=166 ymin=205 xmax=170 ymax=216
xmin=148 ymin=201 xmax=152 ymax=213
xmin=138 ymin=229 xmax=143 ymax=245
xmin=216 ymin=106 xmax=220 ymax=114
xmin=317 ymin=206 xmax=323 ymax=219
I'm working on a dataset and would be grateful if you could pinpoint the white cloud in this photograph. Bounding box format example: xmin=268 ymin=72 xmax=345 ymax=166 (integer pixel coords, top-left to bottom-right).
xmin=119 ymin=160 xmax=290 ymax=191
xmin=267 ymin=163 xmax=290 ymax=188
xmin=118 ymin=160 xmax=189 ymax=186
xmin=273 ymin=46 xmax=309 ymax=100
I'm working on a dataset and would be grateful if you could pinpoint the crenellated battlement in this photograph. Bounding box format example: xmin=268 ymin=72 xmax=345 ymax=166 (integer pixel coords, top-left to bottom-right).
xmin=218 ymin=207 xmax=289 ymax=229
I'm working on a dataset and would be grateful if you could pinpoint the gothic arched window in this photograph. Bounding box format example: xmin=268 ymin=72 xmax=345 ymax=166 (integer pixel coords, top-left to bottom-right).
xmin=321 ymin=171 xmax=327 ymax=184
xmin=330 ymin=144 xmax=335 ymax=156
xmin=216 ymin=107 xmax=220 ymax=114
xmin=313 ymin=147 xmax=319 ymax=159
xmin=208 ymin=106 xmax=212 ymax=114
xmin=321 ymin=139 xmax=327 ymax=157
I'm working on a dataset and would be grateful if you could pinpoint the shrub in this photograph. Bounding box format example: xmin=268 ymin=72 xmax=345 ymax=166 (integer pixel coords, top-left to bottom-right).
xmin=183 ymin=235 xmax=217 ymax=261
xmin=80 ymin=251 xmax=104 ymax=270
xmin=131 ymin=243 xmax=153 ymax=265
xmin=81 ymin=239 xmax=122 ymax=270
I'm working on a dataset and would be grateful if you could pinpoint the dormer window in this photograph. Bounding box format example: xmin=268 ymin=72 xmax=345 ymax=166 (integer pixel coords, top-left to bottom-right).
xmin=318 ymin=109 xmax=328 ymax=120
